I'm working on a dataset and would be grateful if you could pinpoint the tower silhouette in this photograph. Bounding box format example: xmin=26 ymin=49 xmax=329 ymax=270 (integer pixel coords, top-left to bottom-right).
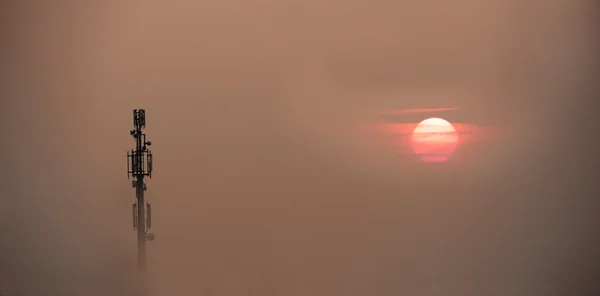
xmin=127 ymin=109 xmax=154 ymax=274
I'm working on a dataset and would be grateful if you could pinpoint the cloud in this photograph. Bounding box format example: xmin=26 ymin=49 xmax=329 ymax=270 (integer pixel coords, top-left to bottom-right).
xmin=381 ymin=107 xmax=459 ymax=115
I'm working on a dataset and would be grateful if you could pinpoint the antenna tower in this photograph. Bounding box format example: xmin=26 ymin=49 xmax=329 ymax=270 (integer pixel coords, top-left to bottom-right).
xmin=127 ymin=109 xmax=155 ymax=274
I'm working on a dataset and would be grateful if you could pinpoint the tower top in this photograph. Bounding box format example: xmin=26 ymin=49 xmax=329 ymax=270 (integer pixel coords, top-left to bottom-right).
xmin=127 ymin=109 xmax=153 ymax=179
xmin=133 ymin=109 xmax=146 ymax=129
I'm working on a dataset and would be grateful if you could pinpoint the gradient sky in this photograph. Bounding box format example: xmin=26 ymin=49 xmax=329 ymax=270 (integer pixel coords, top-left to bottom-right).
xmin=1 ymin=1 xmax=599 ymax=296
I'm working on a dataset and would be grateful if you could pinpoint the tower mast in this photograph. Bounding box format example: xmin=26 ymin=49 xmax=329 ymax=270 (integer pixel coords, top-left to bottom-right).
xmin=127 ymin=109 xmax=154 ymax=275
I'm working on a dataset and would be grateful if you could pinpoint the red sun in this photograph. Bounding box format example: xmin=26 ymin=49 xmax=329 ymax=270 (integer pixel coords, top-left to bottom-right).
xmin=411 ymin=117 xmax=458 ymax=163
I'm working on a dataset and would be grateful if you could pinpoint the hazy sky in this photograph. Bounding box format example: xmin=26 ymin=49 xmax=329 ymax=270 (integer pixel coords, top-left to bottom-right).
xmin=1 ymin=1 xmax=598 ymax=295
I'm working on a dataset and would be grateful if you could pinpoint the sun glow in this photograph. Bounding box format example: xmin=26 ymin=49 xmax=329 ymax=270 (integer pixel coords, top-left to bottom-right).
xmin=411 ymin=118 xmax=458 ymax=163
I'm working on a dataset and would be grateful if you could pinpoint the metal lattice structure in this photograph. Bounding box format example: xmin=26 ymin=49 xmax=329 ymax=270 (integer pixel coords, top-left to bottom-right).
xmin=127 ymin=109 xmax=155 ymax=274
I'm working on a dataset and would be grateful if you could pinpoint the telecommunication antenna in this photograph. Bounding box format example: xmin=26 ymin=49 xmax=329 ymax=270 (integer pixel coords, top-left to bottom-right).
xmin=127 ymin=109 xmax=155 ymax=274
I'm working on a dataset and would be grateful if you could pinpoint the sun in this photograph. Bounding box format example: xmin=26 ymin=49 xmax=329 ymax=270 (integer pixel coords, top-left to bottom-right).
xmin=411 ymin=117 xmax=458 ymax=163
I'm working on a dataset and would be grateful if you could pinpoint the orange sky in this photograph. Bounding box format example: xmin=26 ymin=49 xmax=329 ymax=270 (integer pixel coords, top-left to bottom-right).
xmin=2 ymin=2 xmax=595 ymax=295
